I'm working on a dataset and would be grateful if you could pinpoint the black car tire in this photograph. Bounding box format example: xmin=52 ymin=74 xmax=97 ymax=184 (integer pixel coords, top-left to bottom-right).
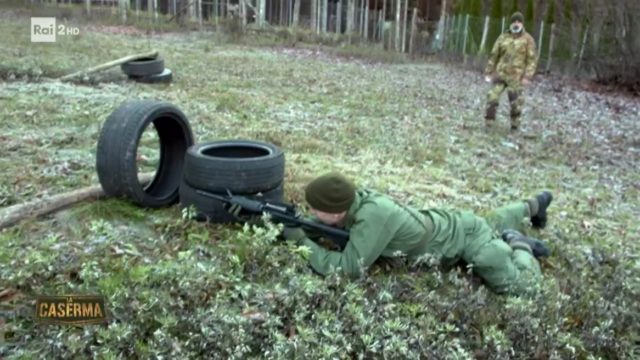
xmin=129 ymin=68 xmax=173 ymax=84
xmin=183 ymin=140 xmax=285 ymax=194
xmin=121 ymin=57 xmax=165 ymax=77
xmin=97 ymin=100 xmax=194 ymax=208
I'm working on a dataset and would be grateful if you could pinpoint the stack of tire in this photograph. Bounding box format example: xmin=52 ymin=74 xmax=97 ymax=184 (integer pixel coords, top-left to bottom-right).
xmin=121 ymin=56 xmax=173 ymax=84
xmin=96 ymin=100 xmax=285 ymax=223
xmin=180 ymin=140 xmax=285 ymax=222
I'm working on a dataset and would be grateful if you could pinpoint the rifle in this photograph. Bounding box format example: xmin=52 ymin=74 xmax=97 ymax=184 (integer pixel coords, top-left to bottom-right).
xmin=195 ymin=189 xmax=350 ymax=249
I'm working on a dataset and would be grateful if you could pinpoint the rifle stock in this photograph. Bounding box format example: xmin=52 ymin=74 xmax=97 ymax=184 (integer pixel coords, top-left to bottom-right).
xmin=195 ymin=189 xmax=350 ymax=249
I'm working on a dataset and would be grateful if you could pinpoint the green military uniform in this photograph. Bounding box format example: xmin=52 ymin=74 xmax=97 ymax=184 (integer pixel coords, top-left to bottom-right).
xmin=484 ymin=18 xmax=538 ymax=129
xmin=299 ymin=189 xmax=541 ymax=295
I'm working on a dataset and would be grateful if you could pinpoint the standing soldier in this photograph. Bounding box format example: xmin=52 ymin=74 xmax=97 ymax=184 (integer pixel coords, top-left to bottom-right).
xmin=484 ymin=12 xmax=538 ymax=130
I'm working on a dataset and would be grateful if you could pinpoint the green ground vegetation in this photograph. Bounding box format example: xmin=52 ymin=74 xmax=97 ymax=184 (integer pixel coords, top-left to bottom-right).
xmin=1 ymin=5 xmax=639 ymax=359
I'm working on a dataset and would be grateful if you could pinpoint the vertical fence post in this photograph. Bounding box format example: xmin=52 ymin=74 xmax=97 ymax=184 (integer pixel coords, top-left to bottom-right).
xmin=462 ymin=14 xmax=469 ymax=62
xmin=479 ymin=15 xmax=489 ymax=54
xmin=545 ymin=23 xmax=556 ymax=72
xmin=501 ymin=16 xmax=505 ymax=33
xmin=537 ymin=20 xmax=545 ymax=60
xmin=576 ymin=25 xmax=589 ymax=73
xmin=458 ymin=15 xmax=465 ymax=52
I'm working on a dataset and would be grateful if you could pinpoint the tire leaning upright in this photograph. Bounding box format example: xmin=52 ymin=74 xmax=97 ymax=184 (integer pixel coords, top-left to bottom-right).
xmin=97 ymin=100 xmax=194 ymax=208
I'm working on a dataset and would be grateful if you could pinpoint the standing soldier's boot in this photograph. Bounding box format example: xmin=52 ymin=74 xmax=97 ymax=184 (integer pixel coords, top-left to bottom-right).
xmin=485 ymin=102 xmax=498 ymax=127
xmin=510 ymin=115 xmax=520 ymax=131
xmin=508 ymin=89 xmax=523 ymax=131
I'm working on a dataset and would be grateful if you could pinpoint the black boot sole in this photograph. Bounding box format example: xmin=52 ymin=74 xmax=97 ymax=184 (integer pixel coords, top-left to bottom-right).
xmin=502 ymin=230 xmax=551 ymax=258
xmin=531 ymin=191 xmax=553 ymax=229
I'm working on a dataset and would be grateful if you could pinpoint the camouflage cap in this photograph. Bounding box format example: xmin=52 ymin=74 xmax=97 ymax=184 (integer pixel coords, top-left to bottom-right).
xmin=305 ymin=173 xmax=356 ymax=213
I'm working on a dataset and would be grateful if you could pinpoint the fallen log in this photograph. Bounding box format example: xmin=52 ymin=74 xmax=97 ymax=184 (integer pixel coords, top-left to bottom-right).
xmin=58 ymin=50 xmax=159 ymax=81
xmin=0 ymin=174 xmax=154 ymax=230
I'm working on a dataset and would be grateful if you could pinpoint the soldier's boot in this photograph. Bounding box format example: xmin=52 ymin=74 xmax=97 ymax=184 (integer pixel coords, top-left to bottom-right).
xmin=510 ymin=116 xmax=520 ymax=131
xmin=528 ymin=191 xmax=553 ymax=229
xmin=502 ymin=229 xmax=551 ymax=258
xmin=485 ymin=102 xmax=498 ymax=127
xmin=508 ymin=90 xmax=522 ymax=130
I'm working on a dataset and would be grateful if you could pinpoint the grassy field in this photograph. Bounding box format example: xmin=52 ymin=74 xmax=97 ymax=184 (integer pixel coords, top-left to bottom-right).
xmin=1 ymin=5 xmax=639 ymax=359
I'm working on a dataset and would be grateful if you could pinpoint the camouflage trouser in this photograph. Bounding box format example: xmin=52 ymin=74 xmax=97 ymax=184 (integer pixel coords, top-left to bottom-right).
xmin=485 ymin=81 xmax=524 ymax=128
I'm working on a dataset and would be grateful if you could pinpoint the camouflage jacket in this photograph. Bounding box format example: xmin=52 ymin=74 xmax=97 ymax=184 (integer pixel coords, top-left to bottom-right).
xmin=485 ymin=30 xmax=538 ymax=85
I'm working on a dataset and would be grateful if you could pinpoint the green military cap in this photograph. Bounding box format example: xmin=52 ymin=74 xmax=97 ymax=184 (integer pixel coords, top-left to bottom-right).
xmin=305 ymin=172 xmax=356 ymax=213
xmin=511 ymin=11 xmax=524 ymax=23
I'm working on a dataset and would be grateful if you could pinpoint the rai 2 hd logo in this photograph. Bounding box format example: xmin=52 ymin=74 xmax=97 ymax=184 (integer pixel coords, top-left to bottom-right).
xmin=31 ymin=17 xmax=80 ymax=43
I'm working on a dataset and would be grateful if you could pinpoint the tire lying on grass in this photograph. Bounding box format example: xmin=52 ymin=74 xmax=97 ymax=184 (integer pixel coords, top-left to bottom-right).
xmin=129 ymin=68 xmax=173 ymax=84
xmin=120 ymin=57 xmax=165 ymax=77
xmin=183 ymin=140 xmax=285 ymax=194
xmin=97 ymin=100 xmax=194 ymax=208
xmin=179 ymin=180 xmax=284 ymax=223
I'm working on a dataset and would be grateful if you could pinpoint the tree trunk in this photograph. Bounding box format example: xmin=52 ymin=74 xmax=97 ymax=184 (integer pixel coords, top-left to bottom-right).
xmin=381 ymin=0 xmax=386 ymax=43
xmin=120 ymin=0 xmax=127 ymax=23
xmin=359 ymin=0 xmax=364 ymax=36
xmin=395 ymin=0 xmax=401 ymax=52
xmin=347 ymin=0 xmax=354 ymax=43
xmin=311 ymin=0 xmax=317 ymax=32
xmin=153 ymin=0 xmax=158 ymax=21
xmin=363 ymin=0 xmax=369 ymax=40
xmin=85 ymin=0 xmax=90 ymax=15
xmin=259 ymin=0 xmax=267 ymax=27
xmin=435 ymin=0 xmax=447 ymax=50
xmin=322 ymin=0 xmax=328 ymax=33
xmin=292 ymin=0 xmax=300 ymax=28
xmin=240 ymin=0 xmax=247 ymax=28
xmin=409 ymin=7 xmax=417 ymax=55
xmin=336 ymin=0 xmax=342 ymax=34
xmin=401 ymin=0 xmax=408 ymax=53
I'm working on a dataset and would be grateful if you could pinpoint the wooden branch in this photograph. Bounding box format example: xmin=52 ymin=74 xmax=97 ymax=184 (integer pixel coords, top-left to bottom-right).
xmin=0 ymin=174 xmax=154 ymax=230
xmin=59 ymin=50 xmax=159 ymax=81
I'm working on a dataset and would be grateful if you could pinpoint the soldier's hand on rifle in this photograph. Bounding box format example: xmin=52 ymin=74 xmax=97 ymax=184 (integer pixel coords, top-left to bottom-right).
xmin=281 ymin=226 xmax=307 ymax=244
